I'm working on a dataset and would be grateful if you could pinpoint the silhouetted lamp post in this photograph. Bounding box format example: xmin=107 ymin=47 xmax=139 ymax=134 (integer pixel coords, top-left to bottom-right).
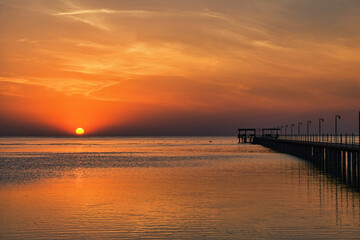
xmin=335 ymin=115 xmax=341 ymax=136
xmin=285 ymin=124 xmax=288 ymax=136
xmin=307 ymin=120 xmax=312 ymax=136
xmin=319 ymin=118 xmax=324 ymax=136
xmin=291 ymin=124 xmax=295 ymax=136
xmin=298 ymin=122 xmax=302 ymax=136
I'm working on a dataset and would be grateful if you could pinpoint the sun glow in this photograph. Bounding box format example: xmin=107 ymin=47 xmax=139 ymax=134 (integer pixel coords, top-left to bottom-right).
xmin=76 ymin=128 xmax=85 ymax=135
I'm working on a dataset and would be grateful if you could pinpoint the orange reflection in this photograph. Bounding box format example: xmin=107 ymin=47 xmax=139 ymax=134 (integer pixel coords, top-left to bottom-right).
xmin=1 ymin=163 xmax=360 ymax=238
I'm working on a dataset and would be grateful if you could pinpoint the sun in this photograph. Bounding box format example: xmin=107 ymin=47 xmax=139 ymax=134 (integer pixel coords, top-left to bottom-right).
xmin=75 ymin=127 xmax=85 ymax=135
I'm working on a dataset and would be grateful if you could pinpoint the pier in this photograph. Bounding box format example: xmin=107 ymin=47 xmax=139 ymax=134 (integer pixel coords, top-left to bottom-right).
xmin=239 ymin=112 xmax=360 ymax=190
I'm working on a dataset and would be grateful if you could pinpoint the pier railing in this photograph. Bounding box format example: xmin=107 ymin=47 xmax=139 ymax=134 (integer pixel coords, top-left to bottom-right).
xmin=277 ymin=134 xmax=360 ymax=149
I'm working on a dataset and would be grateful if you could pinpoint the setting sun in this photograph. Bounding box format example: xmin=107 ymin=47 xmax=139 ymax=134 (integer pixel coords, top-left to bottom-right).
xmin=75 ymin=128 xmax=84 ymax=135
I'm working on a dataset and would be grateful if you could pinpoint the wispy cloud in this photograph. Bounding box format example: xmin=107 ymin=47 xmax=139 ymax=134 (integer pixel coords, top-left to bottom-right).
xmin=53 ymin=9 xmax=117 ymax=16
xmin=53 ymin=8 xmax=230 ymax=19
xmin=1 ymin=0 xmax=360 ymax=115
xmin=0 ymin=76 xmax=117 ymax=97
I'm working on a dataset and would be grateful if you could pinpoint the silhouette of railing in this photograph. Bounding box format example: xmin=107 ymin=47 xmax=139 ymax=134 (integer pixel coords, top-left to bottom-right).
xmin=277 ymin=134 xmax=360 ymax=148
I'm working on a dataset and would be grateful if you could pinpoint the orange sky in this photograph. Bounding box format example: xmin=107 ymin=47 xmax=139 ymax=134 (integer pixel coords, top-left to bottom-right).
xmin=0 ymin=0 xmax=359 ymax=135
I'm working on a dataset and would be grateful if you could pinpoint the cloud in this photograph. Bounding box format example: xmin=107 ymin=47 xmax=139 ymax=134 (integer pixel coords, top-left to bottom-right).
xmin=53 ymin=9 xmax=118 ymax=16
xmin=0 ymin=0 xmax=360 ymax=134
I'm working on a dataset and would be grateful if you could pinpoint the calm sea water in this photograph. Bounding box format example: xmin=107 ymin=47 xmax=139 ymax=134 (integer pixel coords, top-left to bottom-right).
xmin=1 ymin=137 xmax=360 ymax=239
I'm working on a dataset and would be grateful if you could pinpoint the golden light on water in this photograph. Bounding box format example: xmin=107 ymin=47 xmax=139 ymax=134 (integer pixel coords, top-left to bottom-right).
xmin=75 ymin=128 xmax=84 ymax=135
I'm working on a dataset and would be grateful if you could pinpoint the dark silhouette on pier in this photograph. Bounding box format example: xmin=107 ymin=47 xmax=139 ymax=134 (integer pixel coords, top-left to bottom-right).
xmin=239 ymin=112 xmax=360 ymax=191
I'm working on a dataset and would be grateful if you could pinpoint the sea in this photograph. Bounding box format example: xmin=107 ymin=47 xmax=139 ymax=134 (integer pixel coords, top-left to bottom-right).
xmin=1 ymin=136 xmax=360 ymax=239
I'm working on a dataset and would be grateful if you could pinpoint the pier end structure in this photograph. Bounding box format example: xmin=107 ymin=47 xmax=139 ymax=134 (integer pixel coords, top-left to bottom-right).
xmin=238 ymin=128 xmax=280 ymax=143
xmin=238 ymin=128 xmax=256 ymax=143
xmin=261 ymin=128 xmax=280 ymax=138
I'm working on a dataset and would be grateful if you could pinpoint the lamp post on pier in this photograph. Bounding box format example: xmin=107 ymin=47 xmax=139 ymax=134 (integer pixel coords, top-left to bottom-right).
xmin=298 ymin=122 xmax=302 ymax=136
xmin=307 ymin=121 xmax=312 ymax=136
xmin=285 ymin=125 xmax=288 ymax=136
xmin=319 ymin=118 xmax=324 ymax=136
xmin=335 ymin=115 xmax=341 ymax=136
xmin=291 ymin=124 xmax=295 ymax=137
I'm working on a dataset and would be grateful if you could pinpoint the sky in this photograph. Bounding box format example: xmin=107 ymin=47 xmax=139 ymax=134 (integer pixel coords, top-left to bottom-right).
xmin=0 ymin=0 xmax=359 ymax=136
